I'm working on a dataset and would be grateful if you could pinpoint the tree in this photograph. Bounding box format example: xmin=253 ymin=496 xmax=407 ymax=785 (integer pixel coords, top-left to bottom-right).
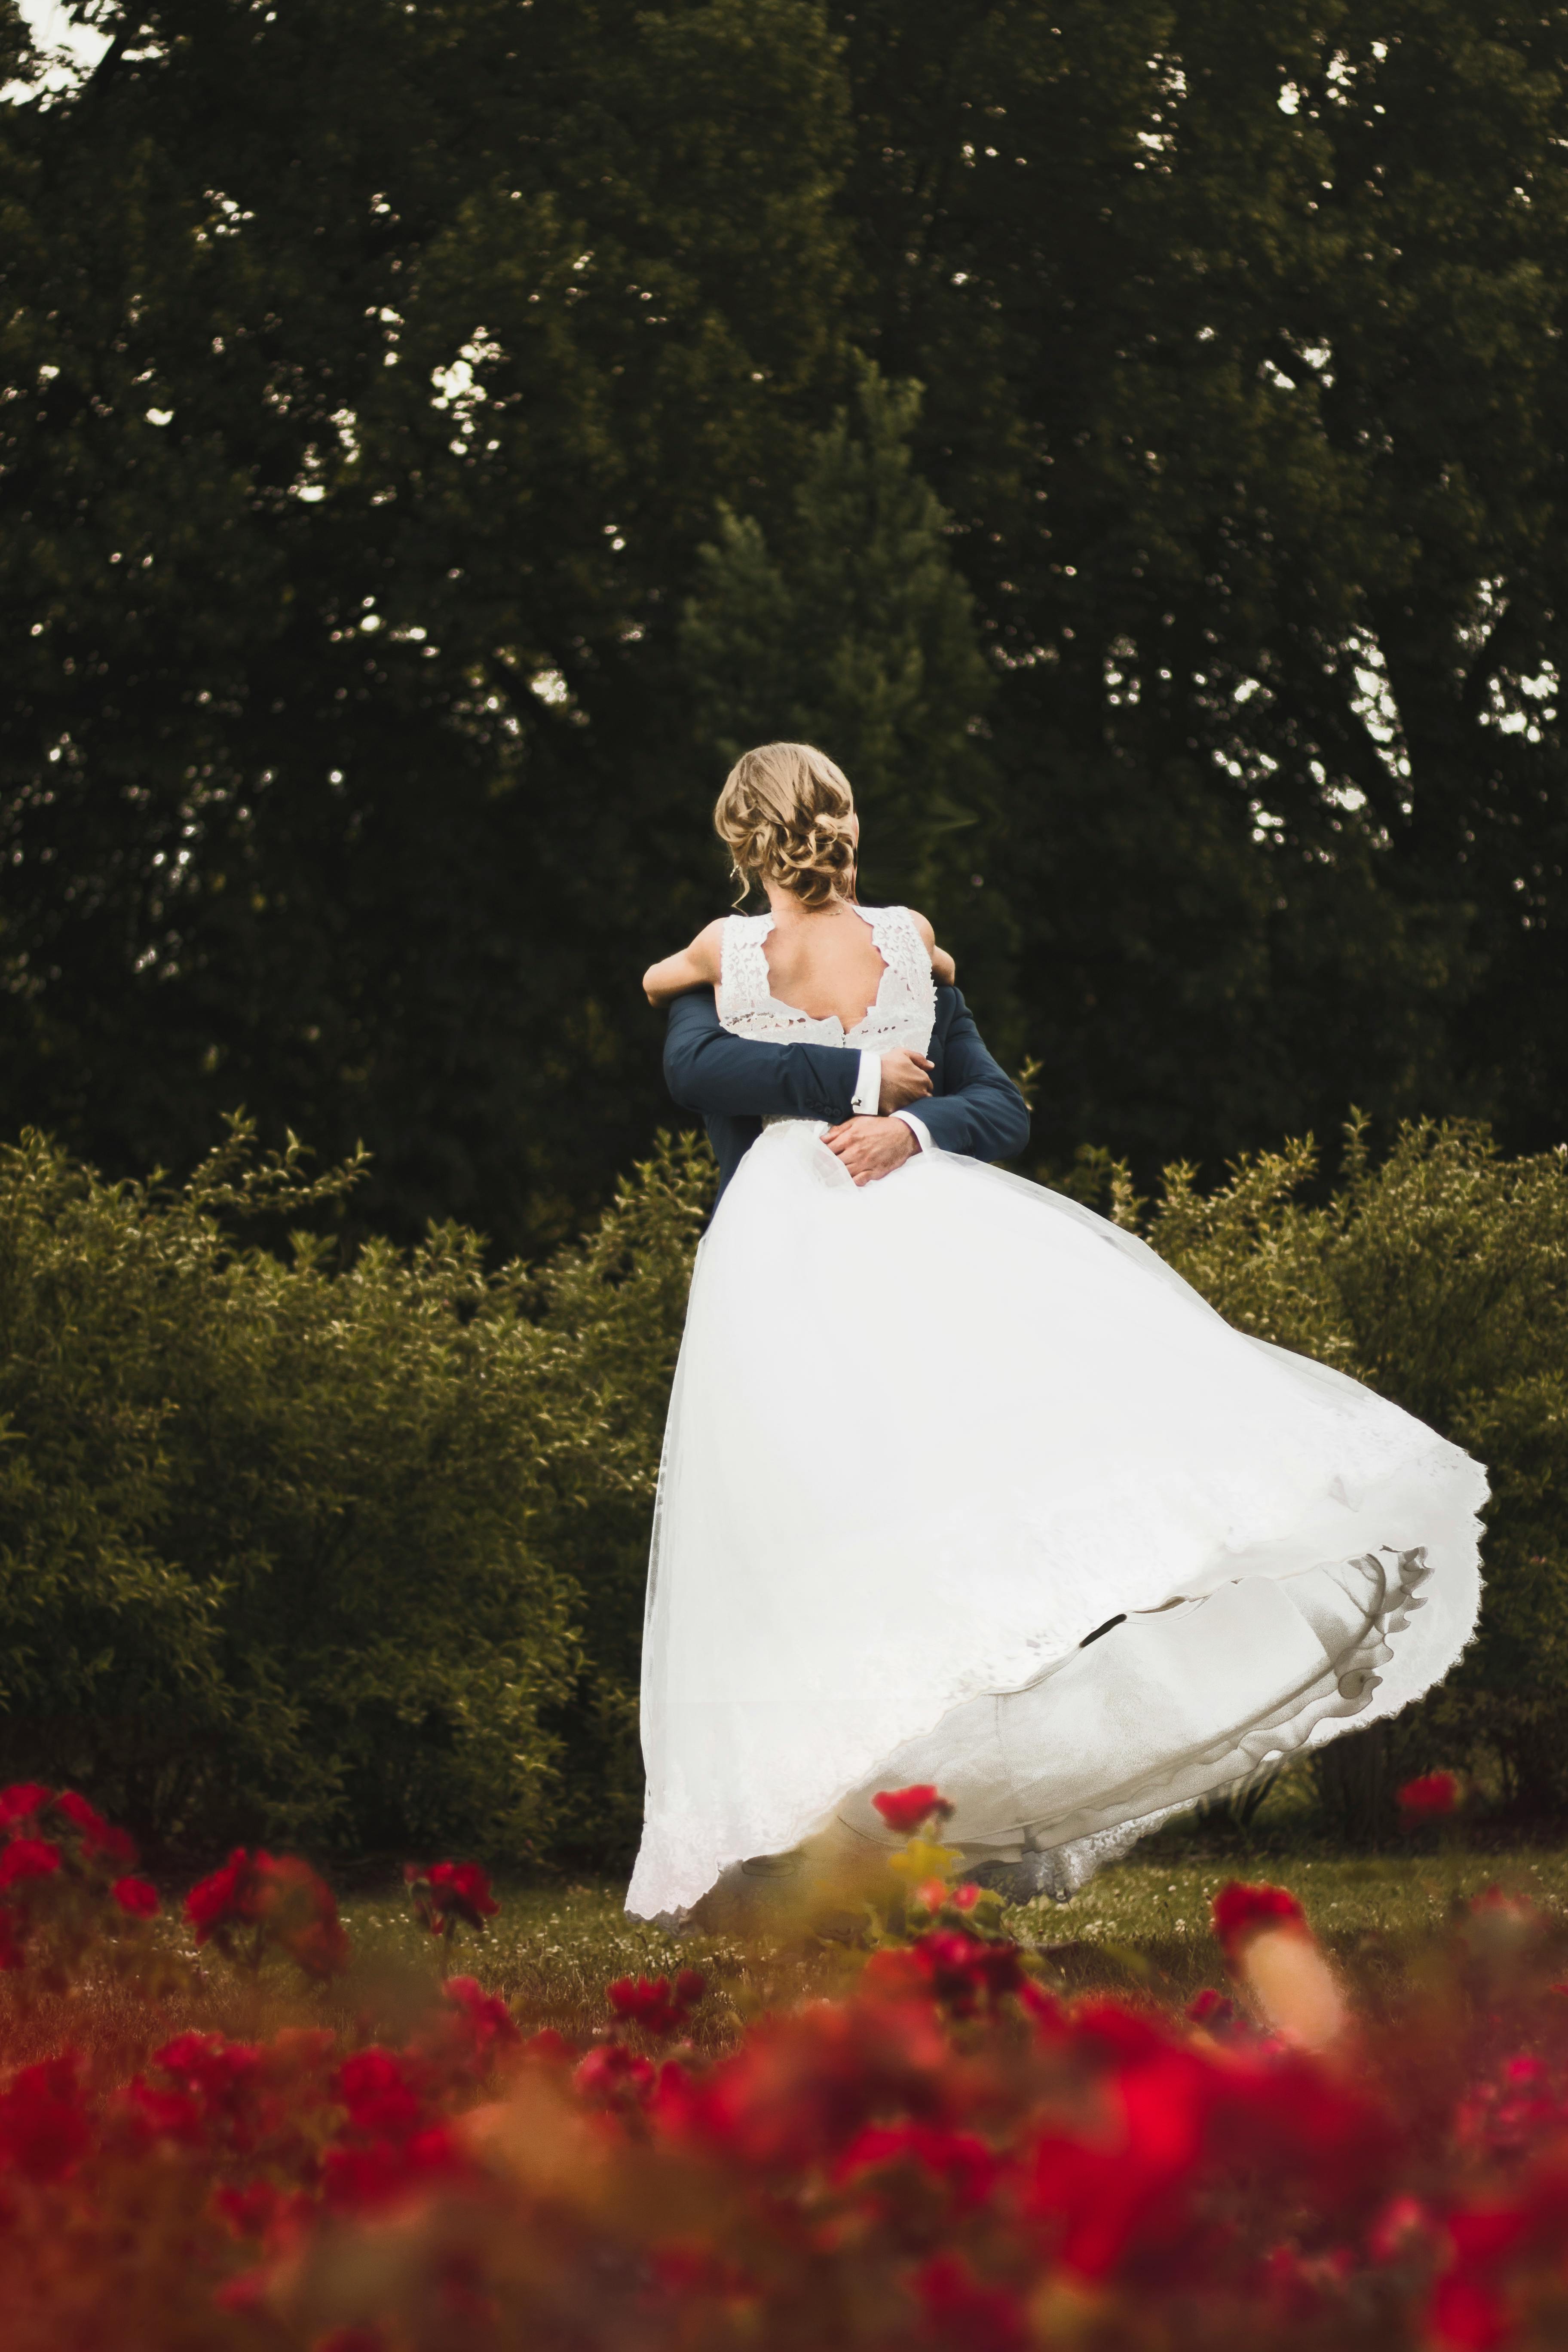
xmin=7 ymin=0 xmax=1568 ymax=1253
xmin=828 ymin=0 xmax=1568 ymax=1174
xmin=0 ymin=0 xmax=854 ymax=1254
xmin=678 ymin=362 xmax=1014 ymax=1006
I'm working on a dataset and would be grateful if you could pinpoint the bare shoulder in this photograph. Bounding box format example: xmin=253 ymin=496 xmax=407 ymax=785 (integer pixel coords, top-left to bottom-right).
xmin=689 ymin=916 xmax=728 ymax=974
xmin=902 ymin=907 xmax=956 ymax=986
xmin=641 ymin=916 xmax=728 ymax=1005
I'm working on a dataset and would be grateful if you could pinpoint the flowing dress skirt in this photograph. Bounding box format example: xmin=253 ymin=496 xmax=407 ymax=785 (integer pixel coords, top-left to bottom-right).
xmin=627 ymin=1122 xmax=1486 ymax=1920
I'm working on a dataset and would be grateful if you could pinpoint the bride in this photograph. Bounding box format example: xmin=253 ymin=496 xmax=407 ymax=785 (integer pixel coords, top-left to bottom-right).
xmin=626 ymin=741 xmax=1487 ymax=1923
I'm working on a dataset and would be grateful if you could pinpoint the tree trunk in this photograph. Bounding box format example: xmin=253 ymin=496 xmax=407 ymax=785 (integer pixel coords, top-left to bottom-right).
xmin=1311 ymin=1724 xmax=1395 ymax=1847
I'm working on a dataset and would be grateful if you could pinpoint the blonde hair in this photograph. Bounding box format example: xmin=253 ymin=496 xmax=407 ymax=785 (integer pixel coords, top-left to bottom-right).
xmin=713 ymin=742 xmax=857 ymax=911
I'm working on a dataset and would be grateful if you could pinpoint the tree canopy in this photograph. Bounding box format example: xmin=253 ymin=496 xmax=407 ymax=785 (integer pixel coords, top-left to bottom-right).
xmin=3 ymin=0 xmax=1566 ymax=1248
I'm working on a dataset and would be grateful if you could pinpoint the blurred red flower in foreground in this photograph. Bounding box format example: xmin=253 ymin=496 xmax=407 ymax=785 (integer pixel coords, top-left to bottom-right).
xmin=1211 ymin=1880 xmax=1306 ymax=1960
xmin=3 ymin=1786 xmax=1568 ymax=2352
xmin=607 ymin=1970 xmax=706 ymax=2037
xmin=0 ymin=2055 xmax=91 ymax=2183
xmin=872 ymin=1784 xmax=954 ymax=1836
xmin=1398 ymin=1770 xmax=1461 ymax=1824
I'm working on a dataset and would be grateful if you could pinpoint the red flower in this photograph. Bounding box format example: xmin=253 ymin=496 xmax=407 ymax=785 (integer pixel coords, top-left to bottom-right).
xmin=836 ymin=2121 xmax=1000 ymax=2214
xmin=53 ymin=1789 xmax=136 ymax=1865
xmin=0 ymin=2055 xmax=90 ymax=2182
xmin=607 ymin=1970 xmax=706 ymax=2037
xmin=441 ymin=1975 xmax=521 ymax=2063
xmin=906 ymin=1928 xmax=1027 ymax=2018
xmin=335 ymin=2047 xmax=429 ymax=2141
xmin=281 ymin=1905 xmax=352 ymax=1980
xmin=0 ymin=1838 xmax=60 ymax=1890
xmin=871 ymin=1785 xmax=953 ymax=1837
xmin=1429 ymin=2270 xmax=1512 ymax=2350
xmin=915 ymin=2251 xmax=1026 ymax=2351
xmin=0 ymin=1784 xmax=50 ymax=1832
xmin=1186 ymin=1986 xmax=1247 ymax=2039
xmin=322 ymin=2123 xmax=464 ymax=2213
xmin=111 ymin=1875 xmax=159 ymax=1918
xmin=123 ymin=2032 xmax=274 ymax=2153
xmin=522 ymin=2027 xmax=572 ymax=2064
xmin=1398 ymin=1771 xmax=1461 ymax=1824
xmin=1211 ymin=1880 xmax=1306 ymax=1961
xmin=574 ymin=2043 xmax=656 ymax=2106
xmin=185 ymin=1850 xmax=351 ymax=1976
xmin=404 ymin=1859 xmax=499 ymax=1936
xmin=186 ymin=1849 xmax=254 ymax=1941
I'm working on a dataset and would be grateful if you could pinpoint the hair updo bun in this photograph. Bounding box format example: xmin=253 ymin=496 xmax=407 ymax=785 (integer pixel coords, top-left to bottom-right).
xmin=713 ymin=743 xmax=857 ymax=911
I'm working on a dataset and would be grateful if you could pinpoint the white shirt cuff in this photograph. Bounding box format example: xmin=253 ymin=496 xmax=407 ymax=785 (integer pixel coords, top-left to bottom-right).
xmin=851 ymin=1049 xmax=881 ymax=1118
xmin=892 ymin=1110 xmax=935 ymax=1153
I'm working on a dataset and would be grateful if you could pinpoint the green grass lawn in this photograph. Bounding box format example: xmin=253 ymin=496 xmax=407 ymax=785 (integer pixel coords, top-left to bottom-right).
xmin=3 ymin=1837 xmax=1559 ymax=2086
xmin=337 ymin=1841 xmax=1568 ymax=2046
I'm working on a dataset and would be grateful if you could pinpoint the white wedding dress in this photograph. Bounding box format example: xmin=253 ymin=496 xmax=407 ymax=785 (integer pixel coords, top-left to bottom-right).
xmin=625 ymin=906 xmax=1487 ymax=1921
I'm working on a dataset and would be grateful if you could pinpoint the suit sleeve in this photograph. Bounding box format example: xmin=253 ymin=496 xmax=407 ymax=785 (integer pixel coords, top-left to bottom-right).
xmin=662 ymin=988 xmax=864 ymax=1121
xmin=913 ymin=990 xmax=1031 ymax=1162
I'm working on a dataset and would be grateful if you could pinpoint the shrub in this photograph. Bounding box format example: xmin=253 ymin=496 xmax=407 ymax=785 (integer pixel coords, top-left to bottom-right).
xmin=0 ymin=1121 xmax=710 ymax=1865
xmin=1068 ymin=1116 xmax=1568 ymax=1826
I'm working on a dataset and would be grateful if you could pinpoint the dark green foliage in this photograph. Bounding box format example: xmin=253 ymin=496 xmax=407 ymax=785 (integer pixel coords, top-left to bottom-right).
xmin=1109 ymin=1117 xmax=1568 ymax=1824
xmin=679 ymin=364 xmax=1013 ymax=1020
xmin=836 ymin=0 xmax=1568 ymax=1173
xmin=0 ymin=0 xmax=853 ymax=1254
xmin=6 ymin=3 xmax=1568 ymax=1253
xmin=0 ymin=1120 xmax=709 ymax=1865
xmin=524 ymin=1131 xmax=714 ymax=1867
xmin=0 ymin=1111 xmax=1563 ymax=1857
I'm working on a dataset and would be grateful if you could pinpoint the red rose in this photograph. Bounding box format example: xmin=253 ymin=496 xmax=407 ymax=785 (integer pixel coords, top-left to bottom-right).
xmin=607 ymin=1970 xmax=705 ymax=2037
xmin=404 ymin=1859 xmax=499 ymax=1937
xmin=871 ymin=1785 xmax=954 ymax=1838
xmin=0 ymin=1785 xmax=50 ymax=1833
xmin=54 ymin=1789 xmax=136 ymax=1865
xmin=0 ymin=1838 xmax=61 ymax=1890
xmin=111 ymin=1876 xmax=159 ymax=1919
xmin=1210 ymin=1880 xmax=1306 ymax=1960
xmin=0 ymin=2056 xmax=90 ymax=2182
xmin=185 ymin=1850 xmax=350 ymax=1976
xmin=186 ymin=1850 xmax=255 ymax=1940
xmin=1398 ymin=1772 xmax=1461 ymax=1824
xmin=442 ymin=1975 xmax=521 ymax=2059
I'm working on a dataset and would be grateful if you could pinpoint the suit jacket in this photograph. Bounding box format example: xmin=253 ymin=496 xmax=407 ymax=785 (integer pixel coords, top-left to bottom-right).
xmin=662 ymin=983 xmax=1031 ymax=1202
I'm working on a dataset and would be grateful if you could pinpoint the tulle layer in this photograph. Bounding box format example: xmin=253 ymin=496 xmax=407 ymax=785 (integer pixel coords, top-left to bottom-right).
xmin=627 ymin=1123 xmax=1487 ymax=1920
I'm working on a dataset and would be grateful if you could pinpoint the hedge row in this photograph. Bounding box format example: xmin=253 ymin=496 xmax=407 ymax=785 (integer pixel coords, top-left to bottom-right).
xmin=0 ymin=1121 xmax=703 ymax=1867
xmin=0 ymin=1115 xmax=1562 ymax=1865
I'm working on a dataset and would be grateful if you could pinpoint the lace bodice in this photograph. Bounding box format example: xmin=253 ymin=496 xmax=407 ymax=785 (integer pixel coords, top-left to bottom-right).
xmin=717 ymin=904 xmax=936 ymax=1057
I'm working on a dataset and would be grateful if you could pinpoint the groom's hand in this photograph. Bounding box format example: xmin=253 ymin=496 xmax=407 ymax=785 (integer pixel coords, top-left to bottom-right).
xmin=878 ymin=1050 xmax=934 ymax=1113
xmin=822 ymin=1115 xmax=920 ymax=1185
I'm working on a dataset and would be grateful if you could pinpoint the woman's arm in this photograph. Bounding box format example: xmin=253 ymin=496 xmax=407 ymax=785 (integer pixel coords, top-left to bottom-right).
xmin=643 ymin=919 xmax=726 ymax=1005
xmin=907 ymin=909 xmax=956 ymax=986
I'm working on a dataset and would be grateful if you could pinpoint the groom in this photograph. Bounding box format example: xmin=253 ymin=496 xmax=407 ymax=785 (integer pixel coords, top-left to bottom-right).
xmin=662 ymin=982 xmax=1031 ymax=1198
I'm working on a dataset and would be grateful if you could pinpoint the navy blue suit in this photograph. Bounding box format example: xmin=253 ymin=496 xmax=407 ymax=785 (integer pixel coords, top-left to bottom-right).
xmin=663 ymin=983 xmax=1030 ymax=1202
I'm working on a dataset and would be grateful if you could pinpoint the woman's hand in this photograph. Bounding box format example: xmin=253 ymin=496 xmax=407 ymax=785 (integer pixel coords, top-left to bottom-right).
xmin=878 ymin=1050 xmax=934 ymax=1112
